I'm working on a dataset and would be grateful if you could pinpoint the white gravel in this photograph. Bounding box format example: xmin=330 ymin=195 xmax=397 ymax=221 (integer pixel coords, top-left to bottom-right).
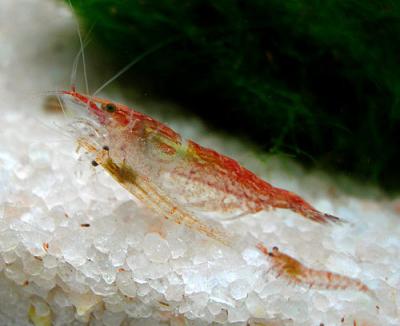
xmin=0 ymin=0 xmax=400 ymax=325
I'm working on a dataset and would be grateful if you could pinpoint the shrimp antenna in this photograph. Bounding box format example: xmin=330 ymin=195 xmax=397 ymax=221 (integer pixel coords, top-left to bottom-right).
xmin=77 ymin=20 xmax=89 ymax=95
xmin=70 ymin=26 xmax=94 ymax=91
xmin=92 ymin=36 xmax=178 ymax=97
xmin=68 ymin=0 xmax=94 ymax=94
xmin=70 ymin=37 xmax=90 ymax=91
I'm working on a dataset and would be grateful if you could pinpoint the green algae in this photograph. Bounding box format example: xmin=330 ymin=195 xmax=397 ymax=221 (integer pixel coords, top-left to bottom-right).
xmin=67 ymin=0 xmax=400 ymax=191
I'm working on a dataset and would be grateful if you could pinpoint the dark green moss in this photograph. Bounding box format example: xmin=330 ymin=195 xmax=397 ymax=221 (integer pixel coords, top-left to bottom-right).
xmin=68 ymin=0 xmax=400 ymax=191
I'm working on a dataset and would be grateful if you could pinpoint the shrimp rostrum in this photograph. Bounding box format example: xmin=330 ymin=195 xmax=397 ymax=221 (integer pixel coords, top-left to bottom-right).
xmin=61 ymin=89 xmax=373 ymax=297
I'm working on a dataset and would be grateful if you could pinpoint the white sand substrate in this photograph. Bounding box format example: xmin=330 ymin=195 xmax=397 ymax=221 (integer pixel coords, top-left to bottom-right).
xmin=0 ymin=0 xmax=400 ymax=325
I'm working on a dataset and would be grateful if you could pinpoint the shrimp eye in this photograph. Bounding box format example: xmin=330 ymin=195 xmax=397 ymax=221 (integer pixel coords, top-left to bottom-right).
xmin=103 ymin=103 xmax=116 ymax=113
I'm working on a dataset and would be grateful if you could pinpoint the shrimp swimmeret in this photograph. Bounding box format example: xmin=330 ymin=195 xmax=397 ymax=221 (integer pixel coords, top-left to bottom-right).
xmin=61 ymin=89 xmax=373 ymax=297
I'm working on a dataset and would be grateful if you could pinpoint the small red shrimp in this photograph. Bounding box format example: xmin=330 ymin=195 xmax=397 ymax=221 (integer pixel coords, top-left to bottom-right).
xmin=257 ymin=244 xmax=373 ymax=296
xmin=64 ymin=90 xmax=339 ymax=224
xmin=61 ymin=89 xmax=372 ymax=297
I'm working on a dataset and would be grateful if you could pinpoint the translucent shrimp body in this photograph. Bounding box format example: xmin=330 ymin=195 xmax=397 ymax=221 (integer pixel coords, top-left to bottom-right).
xmin=63 ymin=90 xmax=339 ymax=224
xmin=62 ymin=89 xmax=373 ymax=297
